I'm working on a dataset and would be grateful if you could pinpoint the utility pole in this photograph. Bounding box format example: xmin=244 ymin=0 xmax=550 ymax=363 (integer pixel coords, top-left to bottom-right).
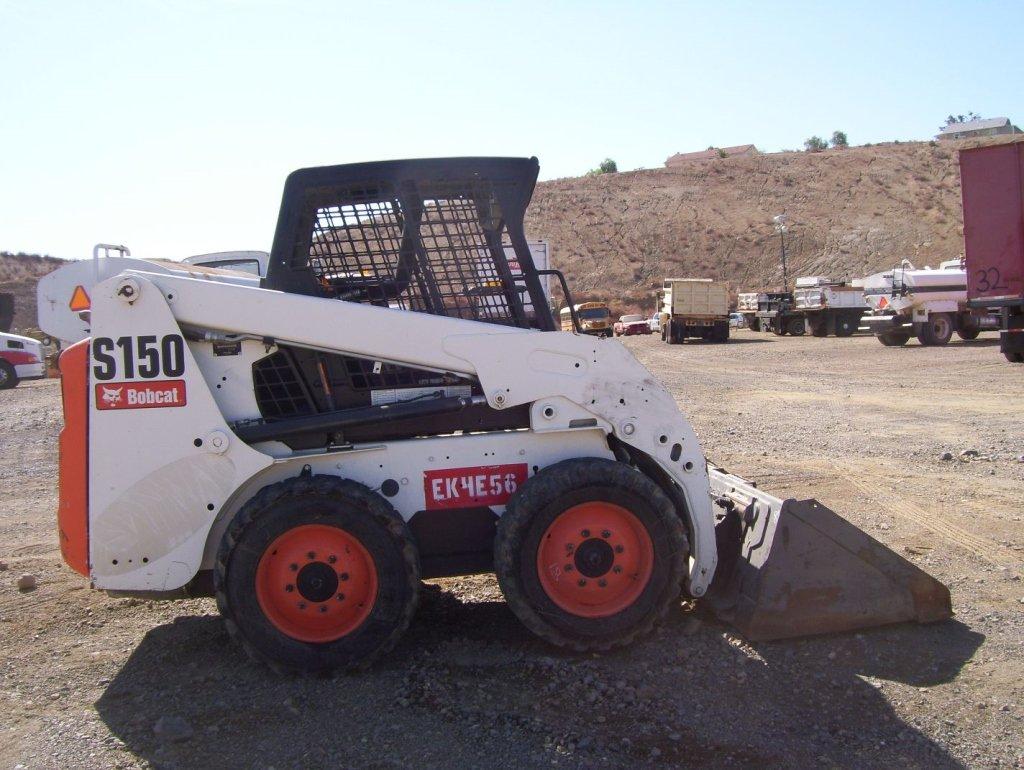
xmin=773 ymin=214 xmax=790 ymax=292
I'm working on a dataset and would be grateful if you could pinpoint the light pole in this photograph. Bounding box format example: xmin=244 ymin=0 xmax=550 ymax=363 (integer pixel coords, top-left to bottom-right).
xmin=773 ymin=214 xmax=789 ymax=292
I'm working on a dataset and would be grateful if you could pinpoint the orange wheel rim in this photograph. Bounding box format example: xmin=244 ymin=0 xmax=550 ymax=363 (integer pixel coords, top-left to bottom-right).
xmin=255 ymin=524 xmax=377 ymax=643
xmin=536 ymin=502 xmax=654 ymax=618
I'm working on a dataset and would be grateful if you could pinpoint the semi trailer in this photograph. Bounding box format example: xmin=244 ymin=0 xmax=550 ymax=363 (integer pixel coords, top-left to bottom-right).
xmin=960 ymin=140 xmax=1024 ymax=363
xmin=44 ymin=157 xmax=950 ymax=673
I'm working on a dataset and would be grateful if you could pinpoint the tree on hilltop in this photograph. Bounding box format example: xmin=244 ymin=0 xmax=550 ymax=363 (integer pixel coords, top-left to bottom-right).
xmin=804 ymin=136 xmax=827 ymax=153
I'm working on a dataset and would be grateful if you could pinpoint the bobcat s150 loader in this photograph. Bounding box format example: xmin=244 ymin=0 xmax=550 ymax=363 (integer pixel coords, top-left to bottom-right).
xmin=52 ymin=158 xmax=950 ymax=672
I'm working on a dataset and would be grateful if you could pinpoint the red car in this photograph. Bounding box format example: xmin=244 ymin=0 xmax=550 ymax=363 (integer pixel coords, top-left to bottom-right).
xmin=613 ymin=314 xmax=652 ymax=337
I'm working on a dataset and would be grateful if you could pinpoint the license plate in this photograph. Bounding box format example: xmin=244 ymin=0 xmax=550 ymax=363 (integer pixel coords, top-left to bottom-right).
xmin=423 ymin=463 xmax=528 ymax=510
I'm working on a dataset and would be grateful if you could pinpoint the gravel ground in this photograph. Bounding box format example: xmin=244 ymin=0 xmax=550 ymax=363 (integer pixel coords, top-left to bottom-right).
xmin=1 ymin=330 xmax=1022 ymax=769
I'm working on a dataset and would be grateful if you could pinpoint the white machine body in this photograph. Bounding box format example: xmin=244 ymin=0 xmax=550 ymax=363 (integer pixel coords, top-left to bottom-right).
xmin=79 ymin=267 xmax=719 ymax=597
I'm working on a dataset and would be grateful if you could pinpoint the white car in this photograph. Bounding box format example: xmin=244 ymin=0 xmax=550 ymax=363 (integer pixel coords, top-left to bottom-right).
xmin=0 ymin=331 xmax=45 ymax=389
xmin=648 ymin=314 xmax=661 ymax=333
xmin=729 ymin=312 xmax=745 ymax=329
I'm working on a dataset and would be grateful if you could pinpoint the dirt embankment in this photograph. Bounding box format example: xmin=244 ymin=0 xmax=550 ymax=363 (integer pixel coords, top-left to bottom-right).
xmin=525 ymin=141 xmax=977 ymax=313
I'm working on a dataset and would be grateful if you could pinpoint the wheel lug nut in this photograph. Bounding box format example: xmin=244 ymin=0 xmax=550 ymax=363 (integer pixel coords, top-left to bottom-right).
xmin=328 ymin=555 xmax=337 ymax=564
xmin=601 ymin=530 xmax=611 ymax=539
xmin=307 ymin=551 xmax=316 ymax=560
xmin=598 ymin=579 xmax=607 ymax=588
xmin=577 ymin=578 xmax=587 ymax=587
xmin=289 ymin=563 xmax=298 ymax=572
xmin=298 ymin=602 xmax=307 ymax=610
xmin=615 ymin=545 xmax=624 ymax=554
xmin=613 ymin=565 xmax=623 ymax=574
xmin=319 ymin=606 xmax=328 ymax=613
xmin=285 ymin=584 xmax=294 ymax=592
xmin=564 ymin=564 xmax=574 ymax=572
xmin=581 ymin=529 xmax=590 ymax=538
xmin=340 ymin=572 xmax=350 ymax=581
xmin=337 ymin=593 xmax=345 ymax=601
xmin=565 ymin=543 xmax=574 ymax=553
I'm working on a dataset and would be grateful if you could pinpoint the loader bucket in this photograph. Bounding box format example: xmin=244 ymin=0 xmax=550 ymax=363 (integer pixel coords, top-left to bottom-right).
xmin=704 ymin=467 xmax=952 ymax=641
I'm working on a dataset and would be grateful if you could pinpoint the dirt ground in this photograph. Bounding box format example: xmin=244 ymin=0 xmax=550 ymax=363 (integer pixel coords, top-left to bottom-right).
xmin=2 ymin=330 xmax=1022 ymax=769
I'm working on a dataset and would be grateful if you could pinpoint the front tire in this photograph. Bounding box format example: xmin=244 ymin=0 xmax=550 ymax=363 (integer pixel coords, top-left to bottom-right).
xmin=494 ymin=458 xmax=688 ymax=651
xmin=0 ymin=361 xmax=18 ymax=389
xmin=786 ymin=317 xmax=806 ymax=336
xmin=215 ymin=475 xmax=420 ymax=673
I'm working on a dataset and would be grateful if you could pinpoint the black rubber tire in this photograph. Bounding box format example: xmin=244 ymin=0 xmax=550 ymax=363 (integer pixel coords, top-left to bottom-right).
xmin=214 ymin=475 xmax=420 ymax=674
xmin=772 ymin=320 xmax=786 ymax=336
xmin=810 ymin=321 xmax=828 ymax=337
xmin=1004 ymin=350 xmax=1024 ymax=363
xmin=834 ymin=316 xmax=858 ymax=337
xmin=916 ymin=313 xmax=953 ymax=346
xmin=956 ymin=328 xmax=980 ymax=341
xmin=0 ymin=361 xmax=18 ymax=390
xmin=746 ymin=317 xmax=760 ymax=332
xmin=786 ymin=317 xmax=806 ymax=336
xmin=494 ymin=458 xmax=688 ymax=652
xmin=878 ymin=331 xmax=911 ymax=346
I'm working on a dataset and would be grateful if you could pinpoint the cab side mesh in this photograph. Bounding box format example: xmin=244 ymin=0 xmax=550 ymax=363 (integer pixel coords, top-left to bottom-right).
xmin=301 ymin=182 xmax=536 ymax=327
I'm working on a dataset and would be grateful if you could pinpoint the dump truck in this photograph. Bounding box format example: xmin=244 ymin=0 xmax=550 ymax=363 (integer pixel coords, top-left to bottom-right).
xmin=792 ymin=277 xmax=867 ymax=337
xmin=862 ymin=259 xmax=999 ymax=346
xmin=736 ymin=292 xmax=761 ymax=330
xmin=658 ymin=278 xmax=730 ymax=343
xmin=960 ymin=141 xmax=1024 ymax=363
xmin=45 ymin=157 xmax=950 ymax=673
xmin=754 ymin=291 xmax=805 ymax=336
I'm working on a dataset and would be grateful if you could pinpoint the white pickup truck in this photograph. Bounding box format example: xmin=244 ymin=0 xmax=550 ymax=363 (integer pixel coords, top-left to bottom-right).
xmin=862 ymin=259 xmax=998 ymax=346
xmin=0 ymin=331 xmax=45 ymax=389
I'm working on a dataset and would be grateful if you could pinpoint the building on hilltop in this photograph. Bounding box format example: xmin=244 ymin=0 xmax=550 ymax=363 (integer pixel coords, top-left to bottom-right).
xmin=936 ymin=117 xmax=1020 ymax=141
xmin=664 ymin=144 xmax=758 ymax=166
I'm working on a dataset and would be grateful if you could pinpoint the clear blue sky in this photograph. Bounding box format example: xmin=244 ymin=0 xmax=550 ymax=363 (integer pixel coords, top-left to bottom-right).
xmin=1 ymin=0 xmax=1020 ymax=259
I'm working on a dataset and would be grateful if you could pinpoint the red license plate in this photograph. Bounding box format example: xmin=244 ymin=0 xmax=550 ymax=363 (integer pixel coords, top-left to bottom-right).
xmin=423 ymin=463 xmax=528 ymax=510
xmin=94 ymin=380 xmax=187 ymax=410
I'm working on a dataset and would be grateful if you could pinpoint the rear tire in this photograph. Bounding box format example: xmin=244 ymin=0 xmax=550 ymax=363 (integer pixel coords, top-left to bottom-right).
xmin=810 ymin=320 xmax=828 ymax=337
xmin=494 ymin=458 xmax=688 ymax=651
xmin=878 ymin=331 xmax=910 ymax=346
xmin=916 ymin=313 xmax=953 ymax=346
xmin=0 ymin=361 xmax=18 ymax=389
xmin=786 ymin=317 xmax=806 ymax=336
xmin=1005 ymin=350 xmax=1024 ymax=363
xmin=215 ymin=475 xmax=419 ymax=673
xmin=834 ymin=316 xmax=857 ymax=337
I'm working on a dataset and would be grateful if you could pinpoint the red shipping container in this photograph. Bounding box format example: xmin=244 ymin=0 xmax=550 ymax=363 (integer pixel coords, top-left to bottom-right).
xmin=960 ymin=141 xmax=1024 ymax=304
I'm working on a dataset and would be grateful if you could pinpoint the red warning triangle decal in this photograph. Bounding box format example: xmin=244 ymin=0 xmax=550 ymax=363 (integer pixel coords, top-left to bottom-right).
xmin=69 ymin=285 xmax=91 ymax=311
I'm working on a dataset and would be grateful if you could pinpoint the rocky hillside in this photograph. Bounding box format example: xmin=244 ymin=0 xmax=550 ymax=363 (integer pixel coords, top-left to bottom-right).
xmin=0 ymin=252 xmax=65 ymax=333
xmin=525 ymin=140 xmax=974 ymax=312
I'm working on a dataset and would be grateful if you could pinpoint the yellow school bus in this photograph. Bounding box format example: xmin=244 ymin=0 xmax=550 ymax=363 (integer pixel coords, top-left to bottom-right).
xmin=560 ymin=302 xmax=612 ymax=336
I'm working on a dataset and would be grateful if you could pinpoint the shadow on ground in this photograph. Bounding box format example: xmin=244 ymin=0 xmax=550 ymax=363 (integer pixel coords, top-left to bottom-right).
xmin=96 ymin=586 xmax=982 ymax=768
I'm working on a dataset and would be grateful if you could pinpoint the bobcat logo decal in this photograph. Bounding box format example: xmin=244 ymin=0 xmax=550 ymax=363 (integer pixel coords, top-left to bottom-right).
xmin=100 ymin=385 xmax=124 ymax=407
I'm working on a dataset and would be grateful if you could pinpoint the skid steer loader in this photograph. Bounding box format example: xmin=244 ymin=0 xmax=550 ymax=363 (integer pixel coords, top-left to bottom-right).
xmin=52 ymin=158 xmax=951 ymax=672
